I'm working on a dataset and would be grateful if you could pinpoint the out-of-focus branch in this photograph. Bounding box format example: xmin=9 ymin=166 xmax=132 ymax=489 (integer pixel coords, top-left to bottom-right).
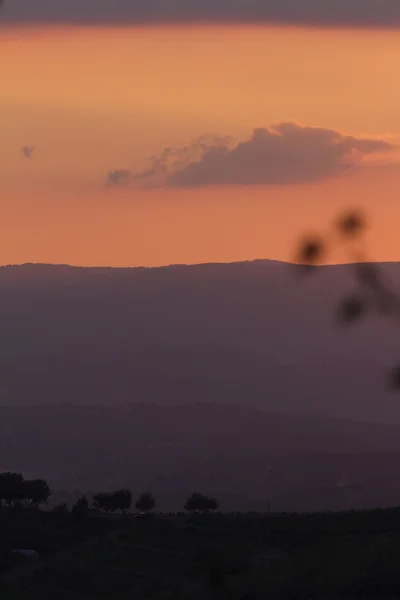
xmin=295 ymin=209 xmax=400 ymax=391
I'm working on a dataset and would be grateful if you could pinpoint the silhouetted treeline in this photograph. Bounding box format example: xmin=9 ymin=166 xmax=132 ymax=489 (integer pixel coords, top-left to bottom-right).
xmin=0 ymin=473 xmax=220 ymax=517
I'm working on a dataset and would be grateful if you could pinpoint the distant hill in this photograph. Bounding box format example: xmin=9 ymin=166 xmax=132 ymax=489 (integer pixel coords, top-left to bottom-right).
xmin=0 ymin=261 xmax=399 ymax=422
xmin=2 ymin=403 xmax=400 ymax=512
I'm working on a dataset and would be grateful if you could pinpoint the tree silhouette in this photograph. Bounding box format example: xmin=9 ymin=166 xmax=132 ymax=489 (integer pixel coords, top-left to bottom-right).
xmin=135 ymin=492 xmax=155 ymax=513
xmin=93 ymin=489 xmax=132 ymax=514
xmin=93 ymin=492 xmax=113 ymax=513
xmin=112 ymin=489 xmax=131 ymax=514
xmin=0 ymin=473 xmax=24 ymax=507
xmin=23 ymin=479 xmax=51 ymax=508
xmin=184 ymin=492 xmax=218 ymax=514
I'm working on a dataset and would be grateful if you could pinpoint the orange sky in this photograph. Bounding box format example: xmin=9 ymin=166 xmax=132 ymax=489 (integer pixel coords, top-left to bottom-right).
xmin=1 ymin=25 xmax=400 ymax=266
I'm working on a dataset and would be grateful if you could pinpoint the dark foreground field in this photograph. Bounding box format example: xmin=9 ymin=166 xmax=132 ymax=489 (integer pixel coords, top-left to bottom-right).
xmin=3 ymin=508 xmax=400 ymax=599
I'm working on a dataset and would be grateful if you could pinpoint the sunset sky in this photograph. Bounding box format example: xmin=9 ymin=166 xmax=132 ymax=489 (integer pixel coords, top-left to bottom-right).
xmin=1 ymin=1 xmax=400 ymax=267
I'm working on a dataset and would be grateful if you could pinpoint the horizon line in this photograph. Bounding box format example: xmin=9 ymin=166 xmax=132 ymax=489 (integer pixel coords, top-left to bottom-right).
xmin=0 ymin=259 xmax=398 ymax=271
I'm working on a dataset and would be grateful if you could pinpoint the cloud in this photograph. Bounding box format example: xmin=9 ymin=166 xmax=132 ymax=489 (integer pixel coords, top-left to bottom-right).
xmin=3 ymin=0 xmax=400 ymax=28
xmin=106 ymin=169 xmax=130 ymax=187
xmin=131 ymin=134 xmax=234 ymax=188
xmin=21 ymin=146 xmax=37 ymax=159
xmin=132 ymin=123 xmax=393 ymax=188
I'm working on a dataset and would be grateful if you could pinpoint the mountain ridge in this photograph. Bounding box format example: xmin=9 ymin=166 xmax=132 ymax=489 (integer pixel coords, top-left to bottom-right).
xmin=1 ymin=258 xmax=400 ymax=271
xmin=0 ymin=259 xmax=398 ymax=423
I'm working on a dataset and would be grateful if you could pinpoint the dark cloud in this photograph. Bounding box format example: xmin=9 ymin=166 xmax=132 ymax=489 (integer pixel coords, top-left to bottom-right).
xmin=106 ymin=170 xmax=130 ymax=187
xmin=3 ymin=0 xmax=400 ymax=28
xmin=132 ymin=135 xmax=234 ymax=188
xmin=133 ymin=123 xmax=393 ymax=188
xmin=21 ymin=146 xmax=37 ymax=159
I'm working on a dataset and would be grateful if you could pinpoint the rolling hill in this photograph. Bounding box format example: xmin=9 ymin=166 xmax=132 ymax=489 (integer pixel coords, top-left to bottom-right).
xmin=0 ymin=260 xmax=398 ymax=422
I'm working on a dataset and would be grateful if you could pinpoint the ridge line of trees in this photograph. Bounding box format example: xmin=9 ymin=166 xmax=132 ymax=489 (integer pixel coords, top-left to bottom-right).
xmin=0 ymin=472 xmax=219 ymax=515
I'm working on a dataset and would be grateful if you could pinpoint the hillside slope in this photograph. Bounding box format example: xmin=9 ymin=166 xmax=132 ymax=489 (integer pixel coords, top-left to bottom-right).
xmin=0 ymin=261 xmax=398 ymax=422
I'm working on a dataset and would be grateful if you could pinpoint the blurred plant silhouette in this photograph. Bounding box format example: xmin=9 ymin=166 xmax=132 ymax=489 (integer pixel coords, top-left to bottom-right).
xmin=295 ymin=209 xmax=400 ymax=390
